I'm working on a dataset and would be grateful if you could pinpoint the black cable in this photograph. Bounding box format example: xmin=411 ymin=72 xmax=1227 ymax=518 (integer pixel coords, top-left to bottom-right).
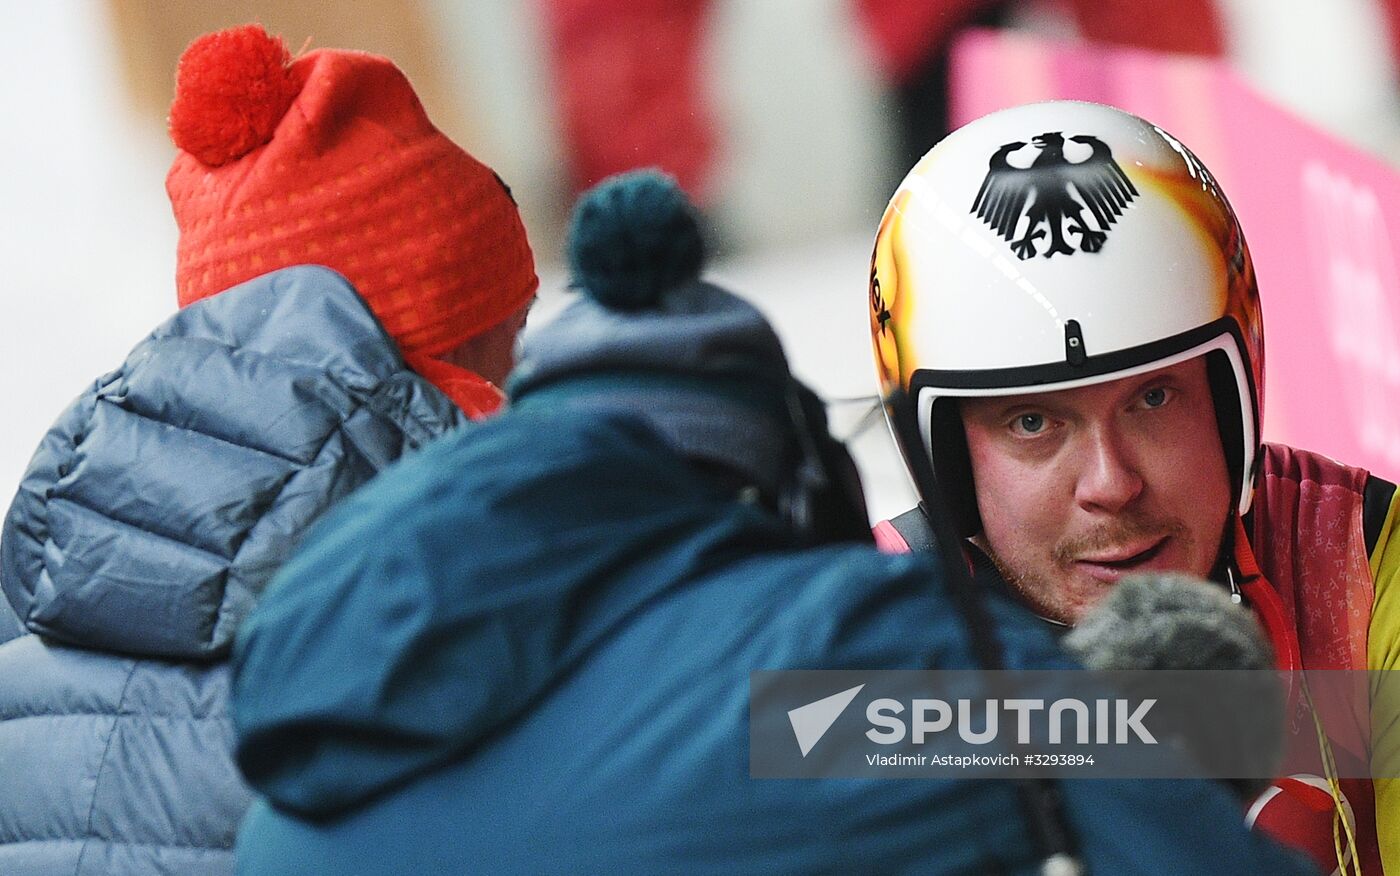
xmin=819 ymin=394 xmax=885 ymax=444
xmin=884 ymin=389 xmax=1082 ymax=874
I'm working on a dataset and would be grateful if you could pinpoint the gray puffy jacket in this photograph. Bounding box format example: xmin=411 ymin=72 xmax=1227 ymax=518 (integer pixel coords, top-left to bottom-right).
xmin=0 ymin=266 xmax=465 ymax=874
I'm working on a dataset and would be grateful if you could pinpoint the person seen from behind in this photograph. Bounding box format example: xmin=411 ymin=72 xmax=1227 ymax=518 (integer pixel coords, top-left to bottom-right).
xmin=0 ymin=23 xmax=535 ymax=875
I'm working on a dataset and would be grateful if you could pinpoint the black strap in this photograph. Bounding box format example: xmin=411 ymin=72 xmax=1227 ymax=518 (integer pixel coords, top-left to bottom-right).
xmin=1364 ymin=474 xmax=1397 ymax=558
xmin=889 ymin=505 xmax=938 ymax=553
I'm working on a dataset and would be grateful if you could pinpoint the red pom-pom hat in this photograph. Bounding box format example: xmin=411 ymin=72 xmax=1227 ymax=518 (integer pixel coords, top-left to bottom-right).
xmin=168 ymin=25 xmax=302 ymax=167
xmin=165 ymin=25 xmax=537 ymax=414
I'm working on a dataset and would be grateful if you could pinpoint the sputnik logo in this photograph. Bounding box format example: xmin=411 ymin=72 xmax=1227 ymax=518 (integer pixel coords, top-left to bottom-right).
xmin=787 ymin=684 xmax=865 ymax=757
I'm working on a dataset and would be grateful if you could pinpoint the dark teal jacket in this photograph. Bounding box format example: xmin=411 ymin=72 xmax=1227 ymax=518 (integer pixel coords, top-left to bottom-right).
xmin=0 ymin=266 xmax=464 ymax=875
xmin=231 ymin=394 xmax=1314 ymax=875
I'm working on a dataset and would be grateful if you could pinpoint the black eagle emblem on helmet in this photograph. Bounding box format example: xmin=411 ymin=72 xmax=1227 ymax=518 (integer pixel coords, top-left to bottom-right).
xmin=971 ymin=132 xmax=1138 ymax=259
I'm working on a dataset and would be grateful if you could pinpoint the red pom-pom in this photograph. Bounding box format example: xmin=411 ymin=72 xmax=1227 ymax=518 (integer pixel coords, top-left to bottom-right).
xmin=168 ymin=24 xmax=301 ymax=167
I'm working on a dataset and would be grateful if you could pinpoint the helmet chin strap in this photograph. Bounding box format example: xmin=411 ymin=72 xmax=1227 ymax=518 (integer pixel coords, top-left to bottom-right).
xmin=1218 ymin=512 xmax=1303 ymax=675
xmin=1225 ymin=565 xmax=1244 ymax=605
xmin=1211 ymin=511 xmax=1244 ymax=604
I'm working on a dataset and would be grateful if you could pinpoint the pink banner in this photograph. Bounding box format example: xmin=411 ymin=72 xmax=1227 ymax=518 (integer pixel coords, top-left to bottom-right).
xmin=951 ymin=29 xmax=1400 ymax=478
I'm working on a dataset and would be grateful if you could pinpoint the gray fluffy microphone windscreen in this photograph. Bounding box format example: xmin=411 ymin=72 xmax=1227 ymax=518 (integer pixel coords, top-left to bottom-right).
xmin=1062 ymin=573 xmax=1284 ymax=799
xmin=1062 ymin=572 xmax=1275 ymax=671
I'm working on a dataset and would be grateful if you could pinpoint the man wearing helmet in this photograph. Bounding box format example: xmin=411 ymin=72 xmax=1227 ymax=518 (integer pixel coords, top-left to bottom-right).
xmin=869 ymin=100 xmax=1400 ymax=874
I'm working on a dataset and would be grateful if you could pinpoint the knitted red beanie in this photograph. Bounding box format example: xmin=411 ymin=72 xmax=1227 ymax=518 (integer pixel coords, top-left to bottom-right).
xmin=166 ymin=25 xmax=538 ymax=375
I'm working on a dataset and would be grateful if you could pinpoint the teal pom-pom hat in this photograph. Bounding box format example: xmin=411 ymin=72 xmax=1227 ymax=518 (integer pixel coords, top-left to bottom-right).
xmin=566 ymin=169 xmax=707 ymax=310
xmin=510 ymin=170 xmax=796 ymax=497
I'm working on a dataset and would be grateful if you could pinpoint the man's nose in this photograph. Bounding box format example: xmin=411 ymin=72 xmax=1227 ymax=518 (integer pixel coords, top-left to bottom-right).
xmin=1074 ymin=428 xmax=1145 ymax=513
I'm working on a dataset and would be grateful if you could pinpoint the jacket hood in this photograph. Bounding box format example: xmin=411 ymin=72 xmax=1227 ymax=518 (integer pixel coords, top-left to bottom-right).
xmin=0 ymin=265 xmax=465 ymax=659
xmin=232 ymin=406 xmax=800 ymax=817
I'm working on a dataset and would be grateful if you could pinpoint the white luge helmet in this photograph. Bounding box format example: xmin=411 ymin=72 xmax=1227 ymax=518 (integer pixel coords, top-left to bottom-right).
xmin=870 ymin=100 xmax=1263 ymax=536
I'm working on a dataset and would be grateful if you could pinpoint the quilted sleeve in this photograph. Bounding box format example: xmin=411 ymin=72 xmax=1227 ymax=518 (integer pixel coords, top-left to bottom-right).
xmin=0 ymin=377 xmax=105 ymax=634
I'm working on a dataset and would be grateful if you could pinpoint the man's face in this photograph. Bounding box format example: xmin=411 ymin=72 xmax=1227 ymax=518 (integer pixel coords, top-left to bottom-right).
xmin=959 ymin=357 xmax=1232 ymax=624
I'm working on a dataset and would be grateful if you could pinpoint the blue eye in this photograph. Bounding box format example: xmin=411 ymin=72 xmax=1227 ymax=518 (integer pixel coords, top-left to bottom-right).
xmin=1016 ymin=413 xmax=1046 ymax=434
xmin=1143 ymin=388 xmax=1167 ymax=408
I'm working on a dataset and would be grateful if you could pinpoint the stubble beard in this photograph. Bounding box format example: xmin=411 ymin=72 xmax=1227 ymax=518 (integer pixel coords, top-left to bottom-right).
xmin=975 ymin=514 xmax=1193 ymax=625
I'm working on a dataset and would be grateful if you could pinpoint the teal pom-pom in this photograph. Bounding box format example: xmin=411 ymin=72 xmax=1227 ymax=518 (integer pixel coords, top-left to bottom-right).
xmin=566 ymin=169 xmax=705 ymax=309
